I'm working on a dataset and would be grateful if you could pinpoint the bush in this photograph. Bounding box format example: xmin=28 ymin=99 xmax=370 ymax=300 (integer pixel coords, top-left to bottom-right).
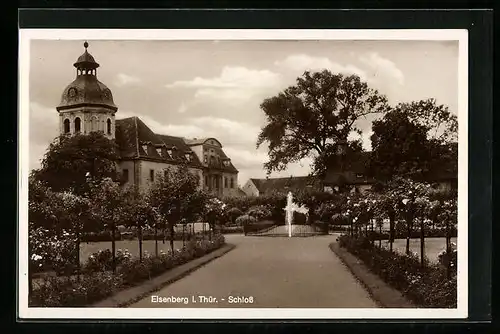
xmin=338 ymin=234 xmax=457 ymax=308
xmin=30 ymin=272 xmax=123 ymax=307
xmin=30 ymin=234 xmax=226 ymax=307
xmin=246 ymin=205 xmax=272 ymax=221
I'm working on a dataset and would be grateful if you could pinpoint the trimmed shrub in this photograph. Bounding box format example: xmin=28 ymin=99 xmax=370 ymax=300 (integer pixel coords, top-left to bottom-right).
xmin=30 ymin=235 xmax=226 ymax=307
xmin=338 ymin=234 xmax=457 ymax=308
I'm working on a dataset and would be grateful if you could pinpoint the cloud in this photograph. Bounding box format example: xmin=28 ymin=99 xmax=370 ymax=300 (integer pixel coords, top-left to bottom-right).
xmin=359 ymin=52 xmax=405 ymax=85
xmin=275 ymin=54 xmax=367 ymax=80
xmin=114 ymin=73 xmax=142 ymax=87
xmin=29 ymin=102 xmax=60 ymax=170
xmin=166 ymin=66 xmax=282 ymax=102
xmin=177 ymin=102 xmax=188 ymax=114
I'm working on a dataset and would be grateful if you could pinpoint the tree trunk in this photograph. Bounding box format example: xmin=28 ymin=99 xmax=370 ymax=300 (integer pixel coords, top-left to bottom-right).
xmin=182 ymin=224 xmax=186 ymax=247
xmin=370 ymin=220 xmax=374 ymax=245
xmin=406 ymin=212 xmax=413 ymax=256
xmin=138 ymin=224 xmax=143 ymax=262
xmin=111 ymin=221 xmax=116 ymax=273
xmin=169 ymin=223 xmax=175 ymax=253
xmin=154 ymin=222 xmax=158 ymax=257
xmin=420 ymin=217 xmax=425 ymax=267
xmin=389 ymin=211 xmax=395 ymax=252
xmin=378 ymin=222 xmax=382 ymax=248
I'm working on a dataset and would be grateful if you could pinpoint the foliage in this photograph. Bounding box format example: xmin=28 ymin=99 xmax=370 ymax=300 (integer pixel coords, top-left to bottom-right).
xmin=30 ymin=235 xmax=226 ymax=307
xmin=338 ymin=235 xmax=457 ymax=308
xmin=235 ymin=214 xmax=257 ymax=226
xmin=369 ymin=99 xmax=457 ymax=182
xmin=246 ymin=205 xmax=272 ymax=221
xmin=33 ymin=132 xmax=119 ymax=195
xmin=256 ymin=70 xmax=389 ymax=176
xmin=148 ymin=164 xmax=205 ymax=250
xmin=204 ymin=197 xmax=227 ymax=228
xmin=226 ymin=207 xmax=243 ymax=224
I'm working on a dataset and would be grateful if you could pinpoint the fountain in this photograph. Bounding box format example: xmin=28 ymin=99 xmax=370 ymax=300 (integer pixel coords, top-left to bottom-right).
xmin=284 ymin=191 xmax=294 ymax=237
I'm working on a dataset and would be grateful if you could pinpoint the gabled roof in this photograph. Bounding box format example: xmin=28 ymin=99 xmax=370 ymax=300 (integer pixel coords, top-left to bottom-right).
xmin=250 ymin=176 xmax=321 ymax=195
xmin=115 ymin=117 xmax=202 ymax=168
xmin=184 ymin=137 xmax=222 ymax=147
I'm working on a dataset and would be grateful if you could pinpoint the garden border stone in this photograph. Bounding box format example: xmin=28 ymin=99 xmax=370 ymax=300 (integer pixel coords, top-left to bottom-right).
xmin=91 ymin=243 xmax=236 ymax=308
xmin=329 ymin=242 xmax=415 ymax=308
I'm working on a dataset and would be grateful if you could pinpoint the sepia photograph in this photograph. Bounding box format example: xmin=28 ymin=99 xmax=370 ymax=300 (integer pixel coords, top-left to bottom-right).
xmin=18 ymin=29 xmax=468 ymax=319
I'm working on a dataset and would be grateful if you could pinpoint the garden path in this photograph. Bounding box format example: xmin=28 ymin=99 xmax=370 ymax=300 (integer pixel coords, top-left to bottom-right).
xmin=130 ymin=234 xmax=378 ymax=308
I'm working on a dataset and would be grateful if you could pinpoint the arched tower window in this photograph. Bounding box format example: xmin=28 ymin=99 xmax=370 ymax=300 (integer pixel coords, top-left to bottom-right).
xmin=63 ymin=119 xmax=70 ymax=134
xmin=107 ymin=118 xmax=112 ymax=135
xmin=75 ymin=117 xmax=81 ymax=133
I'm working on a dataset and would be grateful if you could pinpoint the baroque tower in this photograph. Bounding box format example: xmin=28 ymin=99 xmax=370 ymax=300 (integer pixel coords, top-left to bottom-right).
xmin=56 ymin=41 xmax=118 ymax=138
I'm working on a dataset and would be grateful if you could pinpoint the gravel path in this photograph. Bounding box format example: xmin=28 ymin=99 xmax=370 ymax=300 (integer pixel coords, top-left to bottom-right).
xmin=130 ymin=234 xmax=378 ymax=308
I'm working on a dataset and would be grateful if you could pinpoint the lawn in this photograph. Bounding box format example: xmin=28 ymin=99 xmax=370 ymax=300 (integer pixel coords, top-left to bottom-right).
xmin=380 ymin=237 xmax=457 ymax=263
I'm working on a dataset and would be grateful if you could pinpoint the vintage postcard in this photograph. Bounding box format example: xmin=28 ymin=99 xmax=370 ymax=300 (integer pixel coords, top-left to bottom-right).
xmin=18 ymin=29 xmax=468 ymax=319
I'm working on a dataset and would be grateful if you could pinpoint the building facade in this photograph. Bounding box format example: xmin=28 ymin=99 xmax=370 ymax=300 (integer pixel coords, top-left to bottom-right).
xmin=56 ymin=42 xmax=238 ymax=195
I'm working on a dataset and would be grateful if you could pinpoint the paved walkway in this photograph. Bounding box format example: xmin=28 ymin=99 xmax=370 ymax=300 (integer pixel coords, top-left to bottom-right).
xmin=129 ymin=234 xmax=378 ymax=308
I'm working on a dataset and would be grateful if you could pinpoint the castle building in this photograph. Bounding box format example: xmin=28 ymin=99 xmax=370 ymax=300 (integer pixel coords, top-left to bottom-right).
xmin=57 ymin=42 xmax=239 ymax=196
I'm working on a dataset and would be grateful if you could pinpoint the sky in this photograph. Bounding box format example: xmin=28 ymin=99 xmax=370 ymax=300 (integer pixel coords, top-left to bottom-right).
xmin=28 ymin=39 xmax=459 ymax=186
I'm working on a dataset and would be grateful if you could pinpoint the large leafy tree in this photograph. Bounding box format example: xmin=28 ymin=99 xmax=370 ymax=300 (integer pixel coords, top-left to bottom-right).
xmin=121 ymin=185 xmax=157 ymax=261
xmin=33 ymin=132 xmax=120 ymax=195
xmin=257 ymin=70 xmax=389 ymax=176
xmin=88 ymin=177 xmax=126 ymax=272
xmin=369 ymin=99 xmax=458 ymax=182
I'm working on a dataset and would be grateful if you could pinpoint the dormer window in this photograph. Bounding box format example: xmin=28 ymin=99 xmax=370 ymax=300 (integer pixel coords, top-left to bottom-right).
xmin=156 ymin=148 xmax=162 ymax=156
xmin=185 ymin=152 xmax=191 ymax=161
xmin=167 ymin=149 xmax=172 ymax=156
xmin=142 ymin=144 xmax=148 ymax=154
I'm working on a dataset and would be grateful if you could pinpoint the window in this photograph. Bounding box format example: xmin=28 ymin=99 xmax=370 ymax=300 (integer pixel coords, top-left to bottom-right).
xmin=63 ymin=119 xmax=70 ymax=134
xmin=150 ymin=169 xmax=155 ymax=182
xmin=142 ymin=145 xmax=148 ymax=154
xmin=205 ymin=176 xmax=209 ymax=187
xmin=163 ymin=169 xmax=168 ymax=179
xmin=356 ymin=173 xmax=364 ymax=178
xmin=75 ymin=117 xmax=81 ymax=133
xmin=122 ymin=169 xmax=129 ymax=183
xmin=107 ymin=119 xmax=112 ymax=135
xmin=230 ymin=178 xmax=234 ymax=189
xmin=204 ymin=155 xmax=208 ymax=164
xmin=156 ymin=148 xmax=162 ymax=156
xmin=224 ymin=177 xmax=228 ymax=188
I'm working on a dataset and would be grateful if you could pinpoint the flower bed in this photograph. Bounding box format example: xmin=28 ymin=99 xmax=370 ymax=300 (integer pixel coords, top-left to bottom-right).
xmin=338 ymin=234 xmax=456 ymax=308
xmin=30 ymin=235 xmax=226 ymax=307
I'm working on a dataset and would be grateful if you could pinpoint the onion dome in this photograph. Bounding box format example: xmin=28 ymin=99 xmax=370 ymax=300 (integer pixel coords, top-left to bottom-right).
xmin=57 ymin=41 xmax=117 ymax=112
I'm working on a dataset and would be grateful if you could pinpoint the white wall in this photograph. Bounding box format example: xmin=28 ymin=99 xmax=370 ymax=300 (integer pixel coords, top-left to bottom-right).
xmin=241 ymin=179 xmax=259 ymax=197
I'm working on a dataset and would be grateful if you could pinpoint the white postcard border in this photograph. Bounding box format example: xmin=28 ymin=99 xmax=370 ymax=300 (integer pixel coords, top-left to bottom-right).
xmin=18 ymin=29 xmax=469 ymax=319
